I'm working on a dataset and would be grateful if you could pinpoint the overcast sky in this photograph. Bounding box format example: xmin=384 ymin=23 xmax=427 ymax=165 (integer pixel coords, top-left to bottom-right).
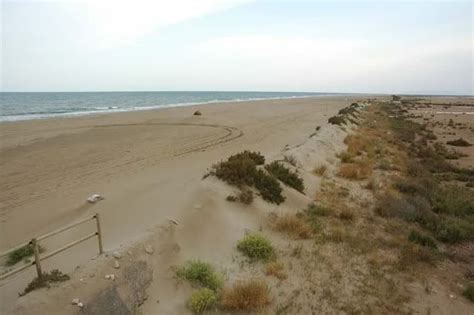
xmin=1 ymin=0 xmax=473 ymax=94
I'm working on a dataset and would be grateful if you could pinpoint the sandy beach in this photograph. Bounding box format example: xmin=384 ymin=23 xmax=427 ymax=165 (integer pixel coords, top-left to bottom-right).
xmin=0 ymin=96 xmax=355 ymax=312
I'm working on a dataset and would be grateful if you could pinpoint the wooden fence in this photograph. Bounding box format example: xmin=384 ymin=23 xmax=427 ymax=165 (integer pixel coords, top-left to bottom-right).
xmin=0 ymin=213 xmax=103 ymax=281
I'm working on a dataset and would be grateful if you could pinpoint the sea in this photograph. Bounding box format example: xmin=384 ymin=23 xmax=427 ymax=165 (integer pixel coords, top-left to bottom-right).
xmin=0 ymin=91 xmax=329 ymax=122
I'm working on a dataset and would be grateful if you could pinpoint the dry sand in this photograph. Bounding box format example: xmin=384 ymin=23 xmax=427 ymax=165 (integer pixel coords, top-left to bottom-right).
xmin=0 ymin=96 xmax=357 ymax=313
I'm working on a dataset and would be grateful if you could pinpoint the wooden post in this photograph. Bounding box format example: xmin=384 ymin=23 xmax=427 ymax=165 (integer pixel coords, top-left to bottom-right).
xmin=32 ymin=238 xmax=43 ymax=279
xmin=95 ymin=213 xmax=104 ymax=254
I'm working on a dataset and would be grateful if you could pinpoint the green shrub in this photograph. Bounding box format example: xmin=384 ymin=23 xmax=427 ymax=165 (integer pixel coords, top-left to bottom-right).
xmin=228 ymin=150 xmax=265 ymax=165
xmin=188 ymin=288 xmax=218 ymax=314
xmin=328 ymin=115 xmax=346 ymax=125
xmin=463 ymin=284 xmax=474 ymax=302
xmin=408 ymin=230 xmax=437 ymax=249
xmin=433 ymin=185 xmax=474 ymax=217
xmin=253 ymin=169 xmax=285 ymax=204
xmin=213 ymin=156 xmax=257 ymax=187
xmin=176 ymin=260 xmax=223 ymax=291
xmin=6 ymin=244 xmax=35 ymax=266
xmin=237 ymin=234 xmax=275 ymax=261
xmin=238 ymin=189 xmax=254 ymax=204
xmin=306 ymin=203 xmax=332 ymax=217
xmin=212 ymin=151 xmax=285 ymax=204
xmin=21 ymin=269 xmax=69 ymax=295
xmin=265 ymin=161 xmax=304 ymax=193
xmin=435 ymin=218 xmax=474 ymax=243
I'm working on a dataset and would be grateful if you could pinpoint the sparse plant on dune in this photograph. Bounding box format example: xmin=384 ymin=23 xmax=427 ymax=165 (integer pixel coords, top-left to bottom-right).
xmin=221 ymin=280 xmax=270 ymax=311
xmin=237 ymin=234 xmax=275 ymax=261
xmin=187 ymin=288 xmax=217 ymax=314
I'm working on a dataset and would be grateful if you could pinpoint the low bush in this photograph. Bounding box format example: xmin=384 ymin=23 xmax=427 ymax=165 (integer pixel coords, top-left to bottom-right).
xmin=408 ymin=230 xmax=437 ymax=249
xmin=463 ymin=284 xmax=474 ymax=302
xmin=212 ymin=151 xmax=285 ymax=204
xmin=273 ymin=214 xmax=312 ymax=239
xmin=21 ymin=269 xmax=69 ymax=295
xmin=226 ymin=195 xmax=237 ymax=202
xmin=434 ymin=218 xmax=474 ymax=243
xmin=176 ymin=260 xmax=223 ymax=291
xmin=337 ymin=151 xmax=354 ymax=163
xmin=237 ymin=234 xmax=275 ymax=261
xmin=221 ymin=280 xmax=270 ymax=311
xmin=188 ymin=288 xmax=218 ymax=314
xmin=433 ymin=185 xmax=474 ymax=217
xmin=265 ymin=161 xmax=305 ymax=193
xmin=446 ymin=138 xmax=471 ymax=147
xmin=328 ymin=115 xmax=346 ymax=125
xmin=228 ymin=150 xmax=265 ymax=165
xmin=238 ymin=189 xmax=254 ymax=204
xmin=6 ymin=244 xmax=36 ymax=266
xmin=253 ymin=169 xmax=285 ymax=204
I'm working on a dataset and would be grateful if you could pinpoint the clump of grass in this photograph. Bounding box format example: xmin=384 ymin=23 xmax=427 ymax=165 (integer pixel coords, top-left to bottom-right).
xmin=398 ymin=244 xmax=440 ymax=268
xmin=313 ymin=165 xmax=327 ymax=176
xmin=6 ymin=244 xmax=36 ymax=266
xmin=408 ymin=230 xmax=437 ymax=249
xmin=221 ymin=280 xmax=270 ymax=311
xmin=226 ymin=195 xmax=237 ymax=202
xmin=338 ymin=162 xmax=371 ymax=180
xmin=187 ymin=288 xmax=218 ymax=314
xmin=446 ymin=138 xmax=471 ymax=147
xmin=272 ymin=214 xmax=312 ymax=239
xmin=237 ymin=234 xmax=275 ymax=261
xmin=337 ymin=151 xmax=354 ymax=163
xmin=326 ymin=226 xmax=346 ymax=243
xmin=283 ymin=155 xmax=297 ymax=166
xmin=434 ymin=218 xmax=474 ymax=243
xmin=433 ymin=185 xmax=474 ymax=217
xmin=176 ymin=260 xmax=223 ymax=291
xmin=21 ymin=269 xmax=69 ymax=295
xmin=265 ymin=161 xmax=305 ymax=193
xmin=265 ymin=261 xmax=287 ymax=280
xmin=238 ymin=189 xmax=254 ymax=204
xmin=463 ymin=284 xmax=474 ymax=302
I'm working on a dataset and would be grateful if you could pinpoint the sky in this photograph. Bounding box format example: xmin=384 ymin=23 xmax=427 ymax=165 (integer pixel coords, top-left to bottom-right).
xmin=1 ymin=0 xmax=473 ymax=95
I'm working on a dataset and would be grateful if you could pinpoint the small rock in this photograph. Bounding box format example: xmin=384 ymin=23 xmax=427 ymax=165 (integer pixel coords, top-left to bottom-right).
xmin=112 ymin=251 xmax=122 ymax=259
xmin=77 ymin=302 xmax=84 ymax=308
xmin=449 ymin=294 xmax=456 ymax=299
xmin=87 ymin=194 xmax=104 ymax=204
xmin=72 ymin=298 xmax=80 ymax=305
xmin=114 ymin=260 xmax=120 ymax=269
xmin=193 ymin=111 xmax=202 ymax=116
xmin=145 ymin=245 xmax=154 ymax=255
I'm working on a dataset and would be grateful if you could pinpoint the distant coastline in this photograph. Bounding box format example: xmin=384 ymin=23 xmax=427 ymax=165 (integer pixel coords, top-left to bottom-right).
xmin=0 ymin=91 xmax=340 ymax=122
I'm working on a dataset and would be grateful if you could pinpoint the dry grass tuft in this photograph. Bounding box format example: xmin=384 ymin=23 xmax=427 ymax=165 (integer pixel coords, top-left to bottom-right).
xmin=338 ymin=161 xmax=372 ymax=180
xmin=221 ymin=280 xmax=270 ymax=311
xmin=313 ymin=164 xmax=327 ymax=176
xmin=339 ymin=208 xmax=354 ymax=221
xmin=272 ymin=214 xmax=312 ymax=239
xmin=265 ymin=261 xmax=287 ymax=280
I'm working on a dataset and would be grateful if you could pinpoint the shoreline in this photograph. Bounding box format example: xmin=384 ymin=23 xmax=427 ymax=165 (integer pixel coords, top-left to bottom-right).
xmin=0 ymin=94 xmax=347 ymax=123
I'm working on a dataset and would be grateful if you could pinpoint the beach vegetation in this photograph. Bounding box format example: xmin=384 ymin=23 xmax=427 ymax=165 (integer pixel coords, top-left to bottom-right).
xmin=6 ymin=243 xmax=43 ymax=266
xmin=463 ymin=284 xmax=474 ymax=302
xmin=238 ymin=189 xmax=254 ymax=204
xmin=187 ymin=288 xmax=218 ymax=314
xmin=265 ymin=261 xmax=287 ymax=280
xmin=211 ymin=151 xmax=285 ymax=204
xmin=408 ymin=230 xmax=437 ymax=249
xmin=313 ymin=164 xmax=327 ymax=176
xmin=328 ymin=115 xmax=346 ymax=125
xmin=176 ymin=260 xmax=223 ymax=291
xmin=446 ymin=138 xmax=471 ymax=147
xmin=272 ymin=214 xmax=312 ymax=239
xmin=21 ymin=269 xmax=70 ymax=295
xmin=265 ymin=161 xmax=304 ymax=193
xmin=237 ymin=234 xmax=275 ymax=261
xmin=221 ymin=280 xmax=270 ymax=311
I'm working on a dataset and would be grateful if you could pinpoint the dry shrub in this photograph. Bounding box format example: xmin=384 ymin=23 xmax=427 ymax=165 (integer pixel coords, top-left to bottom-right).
xmin=273 ymin=214 xmax=312 ymax=239
xmin=339 ymin=208 xmax=354 ymax=221
xmin=313 ymin=165 xmax=327 ymax=176
xmin=265 ymin=261 xmax=287 ymax=280
xmin=221 ymin=280 xmax=270 ymax=311
xmin=338 ymin=161 xmax=372 ymax=180
xmin=326 ymin=226 xmax=346 ymax=243
xmin=238 ymin=189 xmax=254 ymax=204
